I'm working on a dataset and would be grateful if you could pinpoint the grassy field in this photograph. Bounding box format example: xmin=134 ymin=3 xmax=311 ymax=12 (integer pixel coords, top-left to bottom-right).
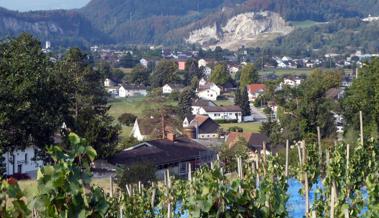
xmin=220 ymin=122 xmax=262 ymax=133
xmin=108 ymin=96 xmax=177 ymax=139
xmin=289 ymin=20 xmax=325 ymax=28
xmin=259 ymin=68 xmax=313 ymax=77
xmin=215 ymin=99 xmax=234 ymax=106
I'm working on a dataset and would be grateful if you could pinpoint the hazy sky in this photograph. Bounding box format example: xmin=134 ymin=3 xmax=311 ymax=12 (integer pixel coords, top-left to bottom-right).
xmin=0 ymin=0 xmax=91 ymax=11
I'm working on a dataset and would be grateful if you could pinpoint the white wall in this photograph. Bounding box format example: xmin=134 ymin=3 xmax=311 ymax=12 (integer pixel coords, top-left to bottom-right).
xmin=199 ymin=108 xmax=242 ymax=123
xmin=119 ymin=87 xmax=147 ymax=97
xmin=2 ymin=146 xmax=43 ymax=177
xmin=197 ymin=89 xmax=218 ymax=101
xmin=131 ymin=120 xmax=146 ymax=141
xmin=162 ymin=85 xmax=173 ymax=94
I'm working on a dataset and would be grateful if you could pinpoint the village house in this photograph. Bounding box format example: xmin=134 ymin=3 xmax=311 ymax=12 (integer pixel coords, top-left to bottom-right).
xmin=104 ymin=78 xmax=116 ymax=87
xmin=119 ymin=84 xmax=148 ymax=97
xmin=198 ymin=59 xmax=207 ymax=68
xmin=177 ymin=59 xmax=187 ymax=71
xmin=2 ymin=146 xmax=43 ymax=178
xmin=104 ymin=78 xmax=119 ymax=97
xmin=247 ymin=83 xmax=266 ymax=102
xmin=225 ymin=132 xmax=269 ymax=158
xmin=183 ymin=115 xmax=220 ymax=139
xmin=197 ymin=78 xmax=221 ymax=101
xmin=110 ymin=134 xmax=215 ymax=179
xmin=140 ymin=58 xmax=149 ymax=68
xmin=198 ymin=105 xmax=243 ymax=123
xmin=279 ymin=77 xmax=303 ymax=88
xmin=192 ymin=99 xmax=218 ymax=115
xmin=162 ymin=83 xmax=185 ymax=94
xmin=130 ymin=118 xmax=175 ymax=141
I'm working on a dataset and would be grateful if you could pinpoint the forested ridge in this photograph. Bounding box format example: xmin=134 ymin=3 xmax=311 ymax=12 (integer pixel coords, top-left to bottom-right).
xmin=0 ymin=0 xmax=378 ymax=47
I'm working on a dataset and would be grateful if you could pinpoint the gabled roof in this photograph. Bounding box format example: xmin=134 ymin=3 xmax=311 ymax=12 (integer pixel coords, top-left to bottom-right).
xmin=110 ymin=137 xmax=212 ymax=166
xmin=201 ymin=105 xmax=241 ymax=113
xmin=247 ymin=84 xmax=266 ymax=94
xmin=135 ymin=118 xmax=173 ymax=136
xmin=120 ymin=84 xmax=147 ymax=90
xmin=226 ymin=132 xmax=268 ymax=150
xmin=188 ymin=115 xmax=220 ymax=134
xmin=192 ymin=99 xmax=218 ymax=107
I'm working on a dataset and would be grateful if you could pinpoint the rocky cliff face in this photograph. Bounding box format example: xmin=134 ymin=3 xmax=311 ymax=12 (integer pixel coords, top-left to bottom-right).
xmin=186 ymin=11 xmax=293 ymax=50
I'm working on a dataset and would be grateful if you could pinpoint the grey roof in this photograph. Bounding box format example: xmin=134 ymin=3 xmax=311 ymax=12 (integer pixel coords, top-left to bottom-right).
xmin=202 ymin=105 xmax=242 ymax=113
xmin=110 ymin=137 xmax=212 ymax=166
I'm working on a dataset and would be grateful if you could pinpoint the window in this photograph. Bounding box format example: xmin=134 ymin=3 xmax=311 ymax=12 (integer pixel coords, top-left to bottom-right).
xmin=25 ymin=153 xmax=28 ymax=164
xmin=17 ymin=164 xmax=22 ymax=174
xmin=179 ymin=162 xmax=187 ymax=175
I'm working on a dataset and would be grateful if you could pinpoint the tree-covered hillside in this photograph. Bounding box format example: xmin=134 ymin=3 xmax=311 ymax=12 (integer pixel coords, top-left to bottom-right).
xmin=0 ymin=7 xmax=111 ymax=47
xmin=265 ymin=18 xmax=379 ymax=57
xmin=0 ymin=0 xmax=378 ymax=47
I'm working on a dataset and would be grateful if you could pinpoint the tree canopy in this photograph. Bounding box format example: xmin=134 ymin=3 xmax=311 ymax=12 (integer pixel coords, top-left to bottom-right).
xmin=342 ymin=58 xmax=379 ymax=138
xmin=0 ymin=33 xmax=64 ymax=153
xmin=210 ymin=63 xmax=230 ymax=86
xmin=239 ymin=63 xmax=258 ymax=88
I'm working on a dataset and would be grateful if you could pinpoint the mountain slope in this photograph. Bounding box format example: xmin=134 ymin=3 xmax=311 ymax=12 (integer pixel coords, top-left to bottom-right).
xmin=0 ymin=7 xmax=110 ymax=47
xmin=0 ymin=0 xmax=378 ymax=48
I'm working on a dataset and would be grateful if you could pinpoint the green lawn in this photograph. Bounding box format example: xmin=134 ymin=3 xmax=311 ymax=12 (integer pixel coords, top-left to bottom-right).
xmin=108 ymin=96 xmax=177 ymax=139
xmin=259 ymin=68 xmax=313 ymax=77
xmin=215 ymin=99 xmax=234 ymax=106
xmin=220 ymin=122 xmax=262 ymax=133
xmin=289 ymin=20 xmax=325 ymax=28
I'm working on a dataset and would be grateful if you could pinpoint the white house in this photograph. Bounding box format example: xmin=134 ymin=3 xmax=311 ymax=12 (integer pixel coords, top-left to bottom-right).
xmin=140 ymin=58 xmax=149 ymax=68
xmin=247 ymin=83 xmax=266 ymax=102
xmin=192 ymin=99 xmax=218 ymax=115
xmin=279 ymin=77 xmax=303 ymax=88
xmin=198 ymin=105 xmax=242 ymax=123
xmin=197 ymin=78 xmax=221 ymax=101
xmin=198 ymin=59 xmax=207 ymax=68
xmin=104 ymin=78 xmax=116 ymax=87
xmin=2 ymin=146 xmax=43 ymax=178
xmin=119 ymin=84 xmax=148 ymax=97
xmin=162 ymin=84 xmax=185 ymax=94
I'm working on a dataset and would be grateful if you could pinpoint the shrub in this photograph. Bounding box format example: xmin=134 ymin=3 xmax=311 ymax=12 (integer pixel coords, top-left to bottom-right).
xmin=227 ymin=126 xmax=244 ymax=132
xmin=115 ymin=162 xmax=156 ymax=188
xmin=118 ymin=113 xmax=137 ymax=126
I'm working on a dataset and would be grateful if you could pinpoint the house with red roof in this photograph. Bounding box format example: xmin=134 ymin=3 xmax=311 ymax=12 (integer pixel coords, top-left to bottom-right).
xmin=247 ymin=83 xmax=266 ymax=102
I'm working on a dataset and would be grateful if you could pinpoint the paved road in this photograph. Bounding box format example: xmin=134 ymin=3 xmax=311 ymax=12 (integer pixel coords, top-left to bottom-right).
xmin=250 ymin=106 xmax=268 ymax=122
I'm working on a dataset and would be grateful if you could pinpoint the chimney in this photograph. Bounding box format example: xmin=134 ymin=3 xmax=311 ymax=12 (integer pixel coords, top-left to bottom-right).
xmin=167 ymin=133 xmax=176 ymax=142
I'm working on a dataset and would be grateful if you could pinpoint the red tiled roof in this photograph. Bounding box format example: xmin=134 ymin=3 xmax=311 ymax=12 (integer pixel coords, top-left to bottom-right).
xmin=247 ymin=84 xmax=266 ymax=94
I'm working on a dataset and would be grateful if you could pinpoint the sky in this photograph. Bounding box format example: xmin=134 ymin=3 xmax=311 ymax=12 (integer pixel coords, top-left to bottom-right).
xmin=0 ymin=0 xmax=91 ymax=11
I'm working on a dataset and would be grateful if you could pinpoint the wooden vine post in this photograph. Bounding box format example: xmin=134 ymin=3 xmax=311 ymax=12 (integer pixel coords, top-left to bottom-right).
xmin=109 ymin=176 xmax=113 ymax=197
xmin=262 ymin=141 xmax=267 ymax=176
xmin=302 ymin=141 xmax=310 ymax=217
xmin=285 ymin=140 xmax=289 ymax=177
xmin=360 ymin=111 xmax=364 ymax=145
xmin=317 ymin=126 xmax=322 ymax=168
xmin=166 ymin=169 xmax=172 ymax=218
